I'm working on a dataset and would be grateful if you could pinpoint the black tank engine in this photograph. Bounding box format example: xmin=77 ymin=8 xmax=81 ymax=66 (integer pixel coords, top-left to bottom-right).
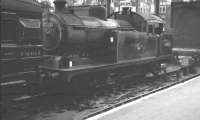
xmin=40 ymin=1 xmax=173 ymax=93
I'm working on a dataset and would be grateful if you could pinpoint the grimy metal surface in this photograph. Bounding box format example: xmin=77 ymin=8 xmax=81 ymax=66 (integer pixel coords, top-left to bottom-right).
xmin=171 ymin=2 xmax=200 ymax=49
xmin=116 ymin=31 xmax=158 ymax=61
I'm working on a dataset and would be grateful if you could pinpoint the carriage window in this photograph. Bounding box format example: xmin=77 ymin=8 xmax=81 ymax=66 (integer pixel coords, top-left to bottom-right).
xmin=19 ymin=18 xmax=41 ymax=44
xmin=19 ymin=18 xmax=41 ymax=28
xmin=1 ymin=12 xmax=17 ymax=43
xmin=1 ymin=20 xmax=17 ymax=43
xmin=148 ymin=25 xmax=153 ymax=34
xmin=155 ymin=23 xmax=163 ymax=34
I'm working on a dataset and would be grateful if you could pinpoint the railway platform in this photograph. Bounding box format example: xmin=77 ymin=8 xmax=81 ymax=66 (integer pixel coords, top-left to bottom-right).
xmin=87 ymin=75 xmax=200 ymax=120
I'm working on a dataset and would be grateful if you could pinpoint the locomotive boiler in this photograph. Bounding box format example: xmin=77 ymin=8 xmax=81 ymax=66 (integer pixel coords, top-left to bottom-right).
xmin=40 ymin=0 xmax=173 ymax=93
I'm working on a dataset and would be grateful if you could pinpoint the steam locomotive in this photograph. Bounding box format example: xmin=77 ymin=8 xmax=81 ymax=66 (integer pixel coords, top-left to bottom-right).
xmin=1 ymin=0 xmax=45 ymax=100
xmin=39 ymin=1 xmax=173 ymax=93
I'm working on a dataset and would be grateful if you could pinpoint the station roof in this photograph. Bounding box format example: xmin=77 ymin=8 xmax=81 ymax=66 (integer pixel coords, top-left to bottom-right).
xmin=1 ymin=0 xmax=42 ymax=13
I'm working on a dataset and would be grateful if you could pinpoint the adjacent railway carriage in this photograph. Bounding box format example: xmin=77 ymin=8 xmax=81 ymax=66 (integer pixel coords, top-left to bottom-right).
xmin=39 ymin=1 xmax=173 ymax=93
xmin=1 ymin=0 xmax=45 ymax=100
xmin=170 ymin=1 xmax=200 ymax=63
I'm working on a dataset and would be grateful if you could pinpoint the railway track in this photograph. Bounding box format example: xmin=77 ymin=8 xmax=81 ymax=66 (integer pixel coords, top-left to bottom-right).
xmin=83 ymin=68 xmax=200 ymax=119
xmin=2 ymin=64 xmax=200 ymax=120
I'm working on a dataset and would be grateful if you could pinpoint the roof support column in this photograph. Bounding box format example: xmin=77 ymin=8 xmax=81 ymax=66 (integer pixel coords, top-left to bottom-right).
xmin=107 ymin=0 xmax=111 ymax=17
xmin=155 ymin=0 xmax=160 ymax=16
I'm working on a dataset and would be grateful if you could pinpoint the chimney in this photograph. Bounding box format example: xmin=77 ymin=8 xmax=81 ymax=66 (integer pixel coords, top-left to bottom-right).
xmin=155 ymin=0 xmax=160 ymax=16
